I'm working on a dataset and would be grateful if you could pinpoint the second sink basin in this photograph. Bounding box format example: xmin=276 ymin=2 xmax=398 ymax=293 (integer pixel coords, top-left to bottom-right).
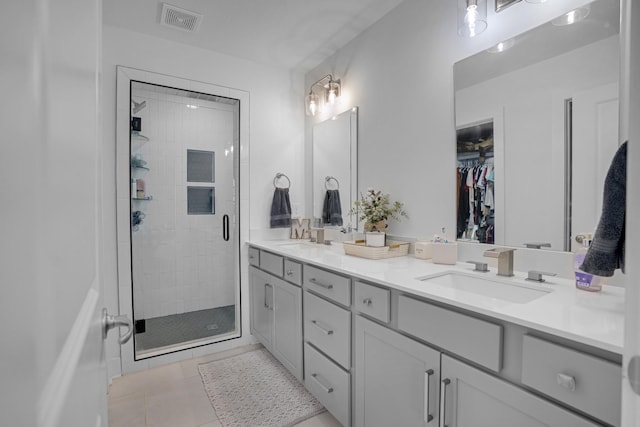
xmin=418 ymin=271 xmax=551 ymax=304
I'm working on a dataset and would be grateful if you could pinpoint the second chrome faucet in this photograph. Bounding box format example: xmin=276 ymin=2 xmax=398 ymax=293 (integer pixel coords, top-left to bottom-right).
xmin=483 ymin=247 xmax=516 ymax=277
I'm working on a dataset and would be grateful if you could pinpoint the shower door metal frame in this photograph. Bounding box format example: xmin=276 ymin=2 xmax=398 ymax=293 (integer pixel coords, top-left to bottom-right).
xmin=115 ymin=66 xmax=249 ymax=373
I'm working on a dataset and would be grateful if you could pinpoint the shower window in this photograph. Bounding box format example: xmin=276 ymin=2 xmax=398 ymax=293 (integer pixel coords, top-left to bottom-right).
xmin=126 ymin=78 xmax=241 ymax=360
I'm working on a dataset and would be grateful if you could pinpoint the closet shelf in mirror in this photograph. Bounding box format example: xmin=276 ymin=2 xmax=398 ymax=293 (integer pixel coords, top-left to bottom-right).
xmin=132 ymin=196 xmax=153 ymax=201
xmin=132 ymin=165 xmax=150 ymax=171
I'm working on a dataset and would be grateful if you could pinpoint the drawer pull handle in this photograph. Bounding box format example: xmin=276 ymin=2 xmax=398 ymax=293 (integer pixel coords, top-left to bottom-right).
xmin=264 ymin=283 xmax=273 ymax=310
xmin=362 ymin=297 xmax=372 ymax=306
xmin=249 ymin=255 xmax=255 ymax=260
xmin=440 ymin=378 xmax=451 ymax=427
xmin=557 ymin=373 xmax=576 ymax=391
xmin=311 ymin=320 xmax=334 ymax=335
xmin=311 ymin=373 xmax=334 ymax=393
xmin=424 ymin=369 xmax=434 ymax=423
xmin=286 ymin=269 xmax=294 ymax=276
xmin=309 ymin=277 xmax=334 ymax=290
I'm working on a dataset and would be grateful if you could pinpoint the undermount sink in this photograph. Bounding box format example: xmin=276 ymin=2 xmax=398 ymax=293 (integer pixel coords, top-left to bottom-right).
xmin=418 ymin=271 xmax=551 ymax=304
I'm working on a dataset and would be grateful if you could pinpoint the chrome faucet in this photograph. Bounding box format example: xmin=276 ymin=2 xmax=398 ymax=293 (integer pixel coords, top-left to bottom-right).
xmin=483 ymin=247 xmax=516 ymax=277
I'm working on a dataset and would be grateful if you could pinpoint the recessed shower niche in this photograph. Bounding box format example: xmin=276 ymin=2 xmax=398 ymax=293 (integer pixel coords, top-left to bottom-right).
xmin=116 ymin=67 xmax=244 ymax=364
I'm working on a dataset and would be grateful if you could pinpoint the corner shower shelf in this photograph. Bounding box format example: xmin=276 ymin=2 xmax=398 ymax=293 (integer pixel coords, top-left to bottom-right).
xmin=131 ymin=132 xmax=150 ymax=152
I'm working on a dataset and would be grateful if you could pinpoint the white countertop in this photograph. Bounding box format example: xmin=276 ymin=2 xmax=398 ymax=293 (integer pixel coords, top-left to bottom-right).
xmin=249 ymin=240 xmax=625 ymax=355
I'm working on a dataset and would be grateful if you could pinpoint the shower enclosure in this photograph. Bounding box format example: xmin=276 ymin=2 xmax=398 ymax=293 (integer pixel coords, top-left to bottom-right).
xmin=116 ymin=67 xmax=243 ymax=363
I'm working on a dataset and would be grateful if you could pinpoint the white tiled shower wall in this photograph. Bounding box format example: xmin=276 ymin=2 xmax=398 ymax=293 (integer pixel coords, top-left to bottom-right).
xmin=131 ymin=88 xmax=237 ymax=319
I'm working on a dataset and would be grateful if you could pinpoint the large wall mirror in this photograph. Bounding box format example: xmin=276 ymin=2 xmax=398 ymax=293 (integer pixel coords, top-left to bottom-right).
xmin=454 ymin=0 xmax=620 ymax=252
xmin=312 ymin=107 xmax=358 ymax=230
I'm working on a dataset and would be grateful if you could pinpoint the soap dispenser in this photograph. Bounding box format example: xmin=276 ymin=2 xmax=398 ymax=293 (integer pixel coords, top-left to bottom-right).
xmin=574 ymin=234 xmax=603 ymax=292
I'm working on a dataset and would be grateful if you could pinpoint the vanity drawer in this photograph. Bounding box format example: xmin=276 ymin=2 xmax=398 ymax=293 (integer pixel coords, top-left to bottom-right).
xmin=260 ymin=251 xmax=284 ymax=277
xmin=304 ymin=291 xmax=351 ymax=369
xmin=248 ymin=246 xmax=260 ymax=267
xmin=304 ymin=342 xmax=350 ymax=427
xmin=521 ymin=335 xmax=621 ymax=426
xmin=397 ymin=295 xmax=502 ymax=372
xmin=283 ymin=259 xmax=302 ymax=286
xmin=354 ymin=281 xmax=390 ymax=323
xmin=304 ymin=265 xmax=351 ymax=306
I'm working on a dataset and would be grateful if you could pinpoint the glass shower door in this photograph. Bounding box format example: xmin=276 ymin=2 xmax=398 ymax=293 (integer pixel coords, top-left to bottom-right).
xmin=129 ymin=81 xmax=240 ymax=359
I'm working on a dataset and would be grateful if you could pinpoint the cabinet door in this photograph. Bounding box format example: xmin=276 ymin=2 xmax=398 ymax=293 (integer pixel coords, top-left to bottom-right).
xmin=272 ymin=278 xmax=302 ymax=381
xmin=439 ymin=355 xmax=601 ymax=427
xmin=355 ymin=316 xmax=441 ymax=427
xmin=249 ymin=266 xmax=273 ymax=348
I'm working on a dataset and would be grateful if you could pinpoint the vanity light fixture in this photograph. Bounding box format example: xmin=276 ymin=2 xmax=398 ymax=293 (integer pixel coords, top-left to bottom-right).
xmin=552 ymin=5 xmax=590 ymax=26
xmin=458 ymin=0 xmax=487 ymax=38
xmin=305 ymin=74 xmax=341 ymax=116
xmin=487 ymin=38 xmax=515 ymax=53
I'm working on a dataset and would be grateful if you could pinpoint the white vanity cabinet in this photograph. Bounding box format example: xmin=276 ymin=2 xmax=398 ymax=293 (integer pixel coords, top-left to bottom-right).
xmin=355 ymin=315 xmax=601 ymax=427
xmin=354 ymin=315 xmax=441 ymax=427
xmin=439 ymin=355 xmax=601 ymax=427
xmin=302 ymin=264 xmax=352 ymax=427
xmin=249 ymin=252 xmax=302 ymax=381
xmin=247 ymin=243 xmax=621 ymax=427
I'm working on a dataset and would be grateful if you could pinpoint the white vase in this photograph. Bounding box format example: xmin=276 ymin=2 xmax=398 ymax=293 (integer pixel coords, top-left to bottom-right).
xmin=365 ymin=231 xmax=386 ymax=247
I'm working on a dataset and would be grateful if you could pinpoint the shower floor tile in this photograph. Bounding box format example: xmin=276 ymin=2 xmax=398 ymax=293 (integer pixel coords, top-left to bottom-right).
xmin=135 ymin=305 xmax=236 ymax=353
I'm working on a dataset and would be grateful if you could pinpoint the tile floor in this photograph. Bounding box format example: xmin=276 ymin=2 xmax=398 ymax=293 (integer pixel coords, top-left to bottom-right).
xmin=108 ymin=344 xmax=342 ymax=427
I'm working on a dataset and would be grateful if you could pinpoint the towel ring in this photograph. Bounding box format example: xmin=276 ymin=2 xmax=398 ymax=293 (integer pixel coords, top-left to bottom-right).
xmin=273 ymin=173 xmax=291 ymax=189
xmin=325 ymin=176 xmax=340 ymax=190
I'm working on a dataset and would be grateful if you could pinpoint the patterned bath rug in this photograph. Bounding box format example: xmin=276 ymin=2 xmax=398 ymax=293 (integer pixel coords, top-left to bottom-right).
xmin=198 ymin=348 xmax=325 ymax=427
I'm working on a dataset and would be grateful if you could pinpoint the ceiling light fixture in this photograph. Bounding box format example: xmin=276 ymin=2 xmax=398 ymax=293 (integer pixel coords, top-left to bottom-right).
xmin=458 ymin=0 xmax=487 ymax=38
xmin=305 ymin=74 xmax=341 ymax=116
xmin=552 ymin=5 xmax=590 ymax=26
xmin=486 ymin=38 xmax=515 ymax=53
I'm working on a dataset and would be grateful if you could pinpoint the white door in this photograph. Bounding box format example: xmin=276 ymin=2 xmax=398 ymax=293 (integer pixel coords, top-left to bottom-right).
xmin=0 ymin=1 xmax=116 ymax=426
xmin=621 ymin=0 xmax=640 ymax=424
xmin=571 ymin=83 xmax=620 ymax=251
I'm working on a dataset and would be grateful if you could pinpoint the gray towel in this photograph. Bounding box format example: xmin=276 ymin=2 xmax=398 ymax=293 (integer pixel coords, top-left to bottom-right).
xmin=580 ymin=141 xmax=626 ymax=276
xmin=270 ymin=187 xmax=292 ymax=228
xmin=322 ymin=189 xmax=343 ymax=226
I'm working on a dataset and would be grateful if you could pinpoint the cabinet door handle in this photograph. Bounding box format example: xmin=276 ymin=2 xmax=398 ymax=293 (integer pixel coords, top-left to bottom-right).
xmin=309 ymin=277 xmax=333 ymax=289
xmin=311 ymin=373 xmax=334 ymax=393
xmin=286 ymin=269 xmax=294 ymax=276
xmin=311 ymin=319 xmax=334 ymax=335
xmin=424 ymin=369 xmax=434 ymax=423
xmin=556 ymin=373 xmax=576 ymax=391
xmin=362 ymin=297 xmax=372 ymax=306
xmin=264 ymin=283 xmax=273 ymax=310
xmin=439 ymin=378 xmax=451 ymax=427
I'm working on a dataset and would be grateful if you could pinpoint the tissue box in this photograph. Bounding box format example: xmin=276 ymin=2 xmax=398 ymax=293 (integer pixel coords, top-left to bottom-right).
xmin=432 ymin=242 xmax=458 ymax=265
xmin=414 ymin=241 xmax=433 ymax=259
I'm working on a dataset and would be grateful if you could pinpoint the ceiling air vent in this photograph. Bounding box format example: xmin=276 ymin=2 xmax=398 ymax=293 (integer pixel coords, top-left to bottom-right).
xmin=160 ymin=3 xmax=203 ymax=33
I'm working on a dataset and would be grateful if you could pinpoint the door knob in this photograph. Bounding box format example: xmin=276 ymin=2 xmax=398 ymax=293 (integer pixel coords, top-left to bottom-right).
xmin=102 ymin=308 xmax=133 ymax=344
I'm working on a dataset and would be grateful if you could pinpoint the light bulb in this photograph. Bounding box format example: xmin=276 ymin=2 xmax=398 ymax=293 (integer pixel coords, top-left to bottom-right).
xmin=458 ymin=0 xmax=486 ymax=38
xmin=309 ymin=99 xmax=317 ymax=116
xmin=465 ymin=4 xmax=481 ymax=37
xmin=328 ymin=89 xmax=337 ymax=105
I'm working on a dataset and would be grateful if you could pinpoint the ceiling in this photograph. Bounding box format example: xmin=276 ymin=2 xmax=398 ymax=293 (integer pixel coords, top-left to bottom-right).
xmin=103 ymin=0 xmax=406 ymax=72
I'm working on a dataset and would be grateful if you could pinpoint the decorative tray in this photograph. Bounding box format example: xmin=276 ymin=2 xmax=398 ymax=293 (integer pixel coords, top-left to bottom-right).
xmin=343 ymin=240 xmax=409 ymax=260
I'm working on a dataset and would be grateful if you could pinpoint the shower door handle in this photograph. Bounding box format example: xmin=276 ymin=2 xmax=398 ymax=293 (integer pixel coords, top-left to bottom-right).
xmin=223 ymin=215 xmax=230 ymax=241
xmin=102 ymin=308 xmax=133 ymax=344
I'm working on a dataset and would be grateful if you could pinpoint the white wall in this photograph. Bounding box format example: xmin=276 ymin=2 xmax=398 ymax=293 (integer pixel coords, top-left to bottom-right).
xmin=305 ymin=0 xmax=595 ymax=241
xmin=102 ymin=25 xmax=305 ymax=378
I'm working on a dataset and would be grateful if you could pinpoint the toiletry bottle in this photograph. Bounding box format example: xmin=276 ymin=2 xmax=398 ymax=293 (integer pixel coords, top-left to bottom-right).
xmin=574 ymin=236 xmax=603 ymax=292
xmin=131 ymin=179 xmax=137 ymax=199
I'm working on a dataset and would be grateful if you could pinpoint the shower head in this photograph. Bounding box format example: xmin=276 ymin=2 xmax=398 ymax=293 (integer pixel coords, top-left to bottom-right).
xmin=131 ymin=99 xmax=147 ymax=114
